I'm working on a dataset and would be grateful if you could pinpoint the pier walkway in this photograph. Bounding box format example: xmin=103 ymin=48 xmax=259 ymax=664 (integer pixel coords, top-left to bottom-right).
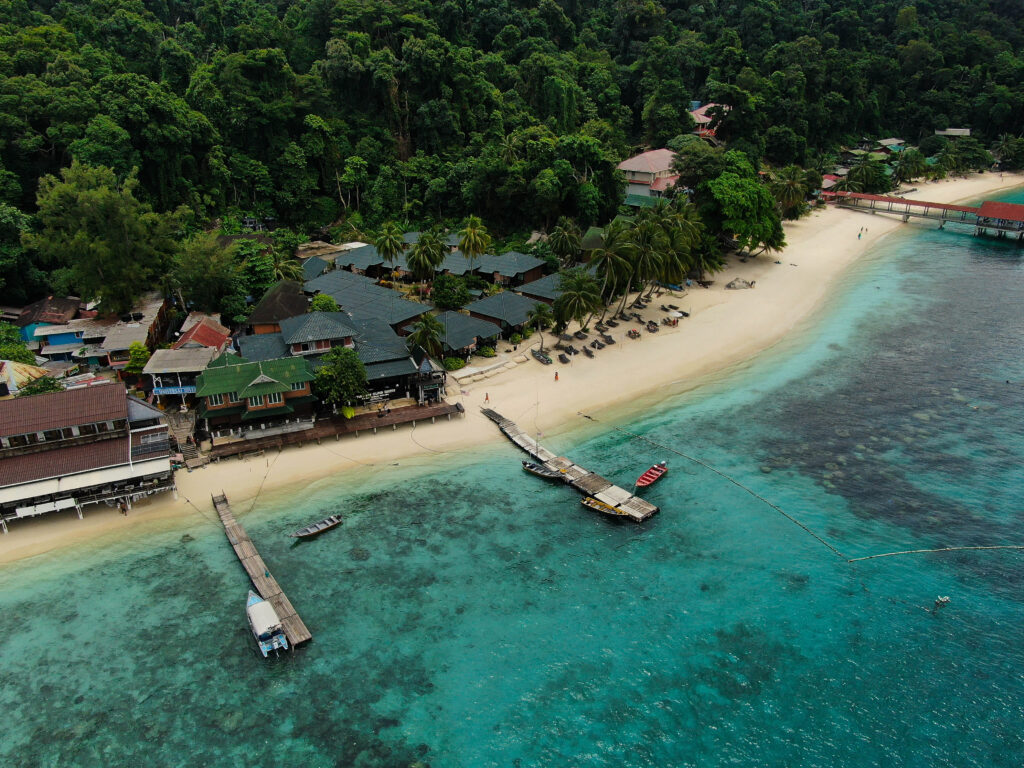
xmin=823 ymin=191 xmax=1024 ymax=239
xmin=480 ymin=409 xmax=658 ymax=522
xmin=212 ymin=492 xmax=312 ymax=647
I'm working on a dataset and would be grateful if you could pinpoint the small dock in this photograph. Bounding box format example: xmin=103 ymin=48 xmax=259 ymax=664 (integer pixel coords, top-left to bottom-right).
xmin=212 ymin=493 xmax=312 ymax=647
xmin=480 ymin=409 xmax=659 ymax=522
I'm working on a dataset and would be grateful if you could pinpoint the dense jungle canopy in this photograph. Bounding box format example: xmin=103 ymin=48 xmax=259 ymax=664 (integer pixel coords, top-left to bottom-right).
xmin=0 ymin=0 xmax=1022 ymax=307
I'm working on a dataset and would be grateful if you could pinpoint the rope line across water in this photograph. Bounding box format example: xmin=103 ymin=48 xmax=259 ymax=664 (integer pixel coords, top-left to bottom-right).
xmin=577 ymin=411 xmax=848 ymax=559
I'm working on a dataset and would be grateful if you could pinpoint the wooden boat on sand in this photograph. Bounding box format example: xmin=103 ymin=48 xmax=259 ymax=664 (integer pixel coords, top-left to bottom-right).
xmin=581 ymin=496 xmax=631 ymax=518
xmin=522 ymin=460 xmax=565 ymax=481
xmin=288 ymin=514 xmax=343 ymax=539
xmin=636 ymin=461 xmax=668 ymax=488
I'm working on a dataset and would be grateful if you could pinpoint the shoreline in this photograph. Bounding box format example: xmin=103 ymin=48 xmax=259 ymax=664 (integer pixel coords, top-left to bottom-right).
xmin=2 ymin=172 xmax=1021 ymax=565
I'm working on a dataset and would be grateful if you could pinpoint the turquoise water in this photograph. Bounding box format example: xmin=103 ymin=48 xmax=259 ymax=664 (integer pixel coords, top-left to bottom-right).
xmin=3 ymin=193 xmax=1024 ymax=766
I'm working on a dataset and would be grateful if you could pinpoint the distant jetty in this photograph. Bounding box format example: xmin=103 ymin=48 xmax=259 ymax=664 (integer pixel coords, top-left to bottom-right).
xmin=824 ymin=191 xmax=1024 ymax=240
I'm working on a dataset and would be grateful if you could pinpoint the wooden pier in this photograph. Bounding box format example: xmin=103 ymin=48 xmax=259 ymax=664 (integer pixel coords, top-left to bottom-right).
xmin=480 ymin=409 xmax=659 ymax=522
xmin=212 ymin=492 xmax=312 ymax=647
xmin=823 ymin=191 xmax=1024 ymax=240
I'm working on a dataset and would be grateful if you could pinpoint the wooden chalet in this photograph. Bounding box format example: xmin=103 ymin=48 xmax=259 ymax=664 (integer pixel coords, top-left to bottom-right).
xmin=0 ymin=384 xmax=173 ymax=530
xmin=194 ymin=353 xmax=316 ymax=438
xmin=248 ymin=281 xmax=309 ymax=334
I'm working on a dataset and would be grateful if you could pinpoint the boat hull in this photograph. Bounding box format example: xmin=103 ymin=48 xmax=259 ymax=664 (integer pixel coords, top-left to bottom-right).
xmin=522 ymin=461 xmax=564 ymax=481
xmin=289 ymin=514 xmax=343 ymax=539
xmin=580 ymin=496 xmax=630 ymax=518
xmin=636 ymin=464 xmax=668 ymax=488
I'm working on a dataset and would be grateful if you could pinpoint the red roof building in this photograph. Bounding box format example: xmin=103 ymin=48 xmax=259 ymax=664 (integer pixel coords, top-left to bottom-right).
xmin=173 ymin=314 xmax=231 ymax=351
xmin=0 ymin=384 xmax=174 ymax=528
xmin=618 ymin=149 xmax=678 ymax=203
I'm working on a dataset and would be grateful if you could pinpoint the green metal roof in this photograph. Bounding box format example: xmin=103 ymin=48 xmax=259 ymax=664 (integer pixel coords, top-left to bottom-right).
xmin=241 ymin=403 xmax=294 ymax=421
xmin=208 ymin=350 xmax=248 ymax=368
xmin=365 ymin=358 xmax=418 ymax=381
xmin=465 ymin=291 xmax=538 ymax=327
xmin=624 ymin=193 xmax=658 ymax=208
xmin=196 ymin=357 xmax=313 ymax=398
xmin=406 ymin=311 xmax=501 ymax=352
xmin=581 ymin=226 xmax=604 ymax=250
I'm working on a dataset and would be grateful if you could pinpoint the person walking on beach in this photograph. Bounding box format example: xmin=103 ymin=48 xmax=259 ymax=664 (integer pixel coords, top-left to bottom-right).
xmin=555 ymin=371 xmax=559 ymax=381
xmin=484 ymin=392 xmax=489 ymax=403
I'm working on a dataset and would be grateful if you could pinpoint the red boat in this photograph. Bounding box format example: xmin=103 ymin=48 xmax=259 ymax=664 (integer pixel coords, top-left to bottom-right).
xmin=636 ymin=461 xmax=668 ymax=488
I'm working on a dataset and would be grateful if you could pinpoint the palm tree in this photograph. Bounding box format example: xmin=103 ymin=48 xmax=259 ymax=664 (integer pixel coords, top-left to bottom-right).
xmin=770 ymin=165 xmax=809 ymax=219
xmin=589 ymin=219 xmax=635 ymax=319
xmin=407 ymin=229 xmax=446 ymax=295
xmin=992 ymin=134 xmax=1016 ymax=163
xmin=555 ymin=268 xmax=602 ymax=330
xmin=458 ymin=215 xmax=491 ymax=272
xmin=270 ymin=250 xmax=303 ymax=282
xmin=406 ymin=313 xmax=445 ymax=359
xmin=375 ymin=221 xmax=404 ymax=276
xmin=938 ymin=143 xmax=964 ymax=176
xmin=526 ymin=302 xmax=554 ymax=351
xmin=548 ymin=217 xmax=581 ymax=267
xmin=832 ymin=176 xmax=863 ymax=193
xmin=619 ymin=219 xmax=666 ymax=313
xmin=499 ymin=134 xmax=519 ymax=164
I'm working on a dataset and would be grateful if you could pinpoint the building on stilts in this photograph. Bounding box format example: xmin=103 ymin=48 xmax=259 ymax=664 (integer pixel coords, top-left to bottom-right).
xmin=0 ymin=383 xmax=175 ymax=531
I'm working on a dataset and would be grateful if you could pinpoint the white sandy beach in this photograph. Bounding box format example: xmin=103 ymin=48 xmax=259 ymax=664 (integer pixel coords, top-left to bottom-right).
xmin=2 ymin=172 xmax=1021 ymax=564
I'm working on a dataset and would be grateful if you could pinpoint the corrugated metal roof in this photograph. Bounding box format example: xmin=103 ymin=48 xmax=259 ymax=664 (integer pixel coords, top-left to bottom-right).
xmin=0 ymin=436 xmax=132 ymax=486
xmin=304 ymin=270 xmax=426 ymax=326
xmin=977 ymin=201 xmax=1024 ymax=223
xmin=238 ymin=333 xmax=288 ymax=362
xmin=364 ymin=357 xmax=418 ymax=381
xmin=279 ymin=312 xmax=357 ymax=345
xmin=465 ymin=291 xmax=538 ymax=326
xmin=195 ymin=358 xmax=313 ymax=397
xmin=617 ymin=149 xmax=676 ymax=174
xmin=142 ymin=347 xmax=217 ymax=374
xmin=247 ymin=281 xmax=308 ymax=325
xmin=0 ymin=383 xmax=126 ymax=436
xmin=301 ymin=256 xmax=329 ymax=280
xmin=405 ymin=311 xmax=501 ymax=352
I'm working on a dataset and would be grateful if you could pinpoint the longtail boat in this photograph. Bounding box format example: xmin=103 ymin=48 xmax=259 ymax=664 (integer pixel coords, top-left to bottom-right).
xmin=581 ymin=496 xmax=631 ymax=518
xmin=288 ymin=514 xmax=343 ymax=539
xmin=522 ymin=460 xmax=564 ymax=481
xmin=636 ymin=461 xmax=668 ymax=488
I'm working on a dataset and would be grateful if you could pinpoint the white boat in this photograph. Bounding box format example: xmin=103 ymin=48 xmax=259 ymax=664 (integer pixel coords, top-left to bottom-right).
xmin=246 ymin=590 xmax=289 ymax=657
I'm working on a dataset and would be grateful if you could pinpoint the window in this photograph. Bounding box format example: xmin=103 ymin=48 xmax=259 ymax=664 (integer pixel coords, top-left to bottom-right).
xmin=290 ymin=381 xmax=305 ymax=391
xmin=43 ymin=429 xmax=63 ymax=442
xmin=78 ymin=423 xmax=98 ymax=435
xmin=207 ymin=393 xmax=224 ymax=407
xmin=248 ymin=395 xmax=263 ymax=408
xmin=227 ymin=392 xmax=238 ymax=402
xmin=267 ymin=392 xmax=283 ymax=405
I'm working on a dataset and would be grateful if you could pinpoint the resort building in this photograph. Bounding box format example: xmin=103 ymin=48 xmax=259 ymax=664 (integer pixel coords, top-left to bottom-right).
xmin=518 ymin=273 xmax=563 ymax=305
xmin=14 ymin=296 xmax=80 ymax=344
xmin=248 ymin=281 xmax=310 ymax=334
xmin=279 ymin=312 xmax=357 ymax=356
xmin=689 ymin=102 xmax=729 ymax=138
xmin=143 ymin=347 xmax=219 ymax=405
xmin=405 ymin=312 xmax=501 ymax=357
xmin=617 ymin=149 xmax=679 ymax=207
xmin=173 ymin=314 xmax=231 ymax=351
xmin=102 ymin=293 xmax=169 ymax=372
xmin=466 ymin=291 xmax=540 ymax=336
xmin=303 ymin=269 xmax=426 ymax=331
xmin=195 ymin=353 xmax=316 ymax=438
xmin=0 ymin=384 xmax=174 ymax=530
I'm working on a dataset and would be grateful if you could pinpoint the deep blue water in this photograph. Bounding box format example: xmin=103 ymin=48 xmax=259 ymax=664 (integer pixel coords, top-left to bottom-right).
xmin=2 ymin=191 xmax=1023 ymax=767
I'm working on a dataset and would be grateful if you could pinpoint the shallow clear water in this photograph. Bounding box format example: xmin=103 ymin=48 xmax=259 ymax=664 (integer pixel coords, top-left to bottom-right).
xmin=2 ymin=193 xmax=1023 ymax=767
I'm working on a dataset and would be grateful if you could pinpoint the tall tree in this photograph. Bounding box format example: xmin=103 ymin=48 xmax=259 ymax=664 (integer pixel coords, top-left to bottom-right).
xmin=554 ymin=268 xmax=602 ymax=329
xmin=407 ymin=229 xmax=446 ymax=292
xmin=313 ymin=347 xmax=367 ymax=407
xmin=589 ymin=219 xmax=635 ymax=318
xmin=375 ymin=221 xmax=405 ymax=275
xmin=527 ymin=302 xmax=554 ymax=351
xmin=548 ymin=217 xmax=582 ymax=267
xmin=769 ymin=166 xmax=810 ymax=220
xmin=23 ymin=162 xmax=179 ymax=314
xmin=457 ymin=215 xmax=491 ymax=272
xmin=171 ymin=233 xmax=239 ymax=313
xmin=406 ymin=313 xmax=445 ymax=359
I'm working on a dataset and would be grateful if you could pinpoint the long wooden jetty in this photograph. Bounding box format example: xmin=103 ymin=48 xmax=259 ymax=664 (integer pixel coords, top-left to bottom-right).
xmin=480 ymin=409 xmax=659 ymax=522
xmin=212 ymin=492 xmax=312 ymax=647
xmin=823 ymin=190 xmax=1024 ymax=240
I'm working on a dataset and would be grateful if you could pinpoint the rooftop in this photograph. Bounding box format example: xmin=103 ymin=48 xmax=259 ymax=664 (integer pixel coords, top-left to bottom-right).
xmin=15 ymin=296 xmax=80 ymax=329
xmin=617 ymin=149 xmax=676 ymax=174
xmin=248 ymin=281 xmax=309 ymax=325
xmin=689 ymin=103 xmax=728 ymax=125
xmin=195 ymin=357 xmax=313 ymax=398
xmin=977 ymin=201 xmax=1024 ymax=223
xmin=237 ymin=333 xmax=288 ymax=362
xmin=142 ymin=347 xmax=218 ymax=375
xmin=0 ymin=382 xmax=126 ymax=436
xmin=173 ymin=315 xmax=230 ymax=350
xmin=304 ymin=270 xmax=426 ymax=326
xmin=279 ymin=312 xmax=357 ymax=345
xmin=334 ymin=244 xmax=385 ymax=272
xmin=0 ymin=436 xmax=132 ymax=487
xmin=102 ymin=293 xmax=166 ymax=352
xmin=465 ymin=291 xmax=539 ymax=327
xmin=408 ymin=311 xmax=502 ymax=352
xmin=302 ymin=256 xmax=329 ymax=281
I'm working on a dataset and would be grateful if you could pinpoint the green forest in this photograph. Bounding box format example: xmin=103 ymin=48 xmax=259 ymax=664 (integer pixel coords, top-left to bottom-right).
xmin=1 ymin=0 xmax=1022 ymax=310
